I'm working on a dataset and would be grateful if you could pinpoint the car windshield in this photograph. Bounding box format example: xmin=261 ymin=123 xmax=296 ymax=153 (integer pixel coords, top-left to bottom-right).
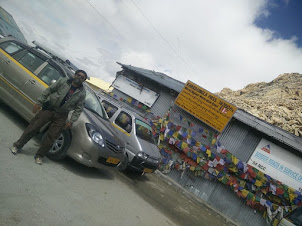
xmin=84 ymin=89 xmax=107 ymax=119
xmin=135 ymin=119 xmax=154 ymax=144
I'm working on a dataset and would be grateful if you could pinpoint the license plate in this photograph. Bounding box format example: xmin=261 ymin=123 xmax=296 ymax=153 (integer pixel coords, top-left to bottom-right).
xmin=106 ymin=157 xmax=120 ymax=165
xmin=143 ymin=168 xmax=153 ymax=173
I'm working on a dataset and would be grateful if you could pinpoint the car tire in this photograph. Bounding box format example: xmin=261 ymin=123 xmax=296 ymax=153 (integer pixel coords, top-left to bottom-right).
xmin=45 ymin=129 xmax=72 ymax=161
xmin=118 ymin=154 xmax=129 ymax=171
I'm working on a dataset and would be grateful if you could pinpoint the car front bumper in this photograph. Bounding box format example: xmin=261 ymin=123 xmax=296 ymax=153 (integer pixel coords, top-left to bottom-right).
xmin=67 ymin=130 xmax=126 ymax=169
xmin=128 ymin=156 xmax=159 ymax=173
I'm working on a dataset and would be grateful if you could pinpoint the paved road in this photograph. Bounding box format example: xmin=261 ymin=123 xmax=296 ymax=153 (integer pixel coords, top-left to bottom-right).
xmin=0 ymin=103 xmax=235 ymax=226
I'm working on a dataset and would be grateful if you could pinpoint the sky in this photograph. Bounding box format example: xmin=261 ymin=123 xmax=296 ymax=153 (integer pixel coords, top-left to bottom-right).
xmin=0 ymin=0 xmax=302 ymax=93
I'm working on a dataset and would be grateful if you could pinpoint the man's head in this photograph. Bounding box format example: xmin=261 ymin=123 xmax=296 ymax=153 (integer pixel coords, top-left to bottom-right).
xmin=73 ymin=70 xmax=87 ymax=86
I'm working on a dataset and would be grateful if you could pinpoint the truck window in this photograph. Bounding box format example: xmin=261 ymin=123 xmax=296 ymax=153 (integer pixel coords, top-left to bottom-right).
xmin=115 ymin=111 xmax=132 ymax=133
xmin=135 ymin=119 xmax=155 ymax=144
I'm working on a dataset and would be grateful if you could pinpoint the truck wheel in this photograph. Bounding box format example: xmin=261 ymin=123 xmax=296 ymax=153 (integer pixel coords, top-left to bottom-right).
xmin=45 ymin=129 xmax=72 ymax=160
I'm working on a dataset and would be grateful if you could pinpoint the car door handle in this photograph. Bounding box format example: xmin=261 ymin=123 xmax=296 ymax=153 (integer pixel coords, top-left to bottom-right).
xmin=4 ymin=60 xmax=10 ymax=64
xmin=28 ymin=79 xmax=36 ymax=85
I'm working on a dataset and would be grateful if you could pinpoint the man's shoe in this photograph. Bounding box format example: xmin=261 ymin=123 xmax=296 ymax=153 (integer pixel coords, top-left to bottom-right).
xmin=35 ymin=156 xmax=42 ymax=165
xmin=11 ymin=146 xmax=19 ymax=155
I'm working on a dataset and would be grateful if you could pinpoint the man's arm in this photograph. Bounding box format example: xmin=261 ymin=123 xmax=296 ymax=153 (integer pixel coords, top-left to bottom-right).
xmin=36 ymin=77 xmax=63 ymax=106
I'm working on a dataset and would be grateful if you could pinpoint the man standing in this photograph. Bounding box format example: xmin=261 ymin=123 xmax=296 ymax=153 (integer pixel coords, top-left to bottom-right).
xmin=11 ymin=70 xmax=87 ymax=165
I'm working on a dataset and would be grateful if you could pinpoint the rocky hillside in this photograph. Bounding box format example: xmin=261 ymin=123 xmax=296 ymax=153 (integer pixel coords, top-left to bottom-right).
xmin=216 ymin=73 xmax=302 ymax=137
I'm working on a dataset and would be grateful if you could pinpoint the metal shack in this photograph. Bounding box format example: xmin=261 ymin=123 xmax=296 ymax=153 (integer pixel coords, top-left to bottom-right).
xmin=111 ymin=62 xmax=302 ymax=226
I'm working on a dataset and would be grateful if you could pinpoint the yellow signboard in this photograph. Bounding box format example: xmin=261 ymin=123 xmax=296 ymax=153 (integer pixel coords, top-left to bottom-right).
xmin=175 ymin=81 xmax=237 ymax=132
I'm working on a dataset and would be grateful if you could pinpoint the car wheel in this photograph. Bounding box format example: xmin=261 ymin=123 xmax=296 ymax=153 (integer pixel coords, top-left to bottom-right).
xmin=45 ymin=129 xmax=72 ymax=160
xmin=118 ymin=154 xmax=129 ymax=171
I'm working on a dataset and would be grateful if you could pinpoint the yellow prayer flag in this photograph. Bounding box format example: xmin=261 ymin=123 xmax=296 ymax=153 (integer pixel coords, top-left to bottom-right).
xmin=206 ymin=149 xmax=211 ymax=157
xmin=159 ymin=134 xmax=164 ymax=141
xmin=197 ymin=157 xmax=201 ymax=163
xmin=239 ymin=180 xmax=246 ymax=187
xmin=173 ymin=131 xmax=179 ymax=139
xmin=255 ymin=180 xmax=263 ymax=187
xmin=229 ymin=167 xmax=238 ymax=173
xmin=258 ymin=171 xmax=264 ymax=178
xmin=181 ymin=142 xmax=188 ymax=150
xmin=289 ymin=192 xmax=297 ymax=202
xmin=241 ymin=189 xmax=249 ymax=198
xmin=190 ymin=166 xmax=195 ymax=171
xmin=211 ymin=139 xmax=216 ymax=145
xmin=231 ymin=155 xmax=239 ymax=165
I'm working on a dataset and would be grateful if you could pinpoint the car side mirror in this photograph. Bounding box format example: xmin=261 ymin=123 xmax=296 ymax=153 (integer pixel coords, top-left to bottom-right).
xmin=50 ymin=79 xmax=56 ymax=84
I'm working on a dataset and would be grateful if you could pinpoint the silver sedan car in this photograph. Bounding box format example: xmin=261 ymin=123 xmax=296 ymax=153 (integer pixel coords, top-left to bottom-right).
xmin=0 ymin=37 xmax=126 ymax=168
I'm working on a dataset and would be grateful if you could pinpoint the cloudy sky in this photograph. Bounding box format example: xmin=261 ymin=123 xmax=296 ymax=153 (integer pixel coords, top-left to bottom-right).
xmin=1 ymin=0 xmax=302 ymax=92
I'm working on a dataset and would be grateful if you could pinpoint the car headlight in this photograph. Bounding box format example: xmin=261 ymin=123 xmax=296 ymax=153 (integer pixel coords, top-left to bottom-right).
xmin=86 ymin=123 xmax=105 ymax=147
xmin=137 ymin=151 xmax=148 ymax=159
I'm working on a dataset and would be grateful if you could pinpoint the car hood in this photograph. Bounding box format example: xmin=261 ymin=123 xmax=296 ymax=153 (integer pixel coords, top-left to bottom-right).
xmin=137 ymin=137 xmax=161 ymax=159
xmin=84 ymin=109 xmax=125 ymax=147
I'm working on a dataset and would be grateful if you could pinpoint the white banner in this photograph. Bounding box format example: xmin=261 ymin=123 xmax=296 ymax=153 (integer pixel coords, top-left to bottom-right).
xmin=248 ymin=138 xmax=302 ymax=191
xmin=112 ymin=75 xmax=159 ymax=107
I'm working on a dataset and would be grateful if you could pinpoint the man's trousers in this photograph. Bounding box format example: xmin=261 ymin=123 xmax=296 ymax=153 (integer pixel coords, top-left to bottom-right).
xmin=14 ymin=110 xmax=68 ymax=157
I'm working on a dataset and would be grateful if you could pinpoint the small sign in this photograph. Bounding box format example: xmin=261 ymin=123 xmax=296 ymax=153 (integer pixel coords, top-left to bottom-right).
xmin=175 ymin=80 xmax=237 ymax=132
xmin=248 ymin=139 xmax=302 ymax=192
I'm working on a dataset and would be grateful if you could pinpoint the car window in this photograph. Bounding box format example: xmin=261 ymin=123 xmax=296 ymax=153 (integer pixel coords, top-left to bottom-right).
xmin=135 ymin=119 xmax=155 ymax=144
xmin=84 ymin=89 xmax=106 ymax=118
xmin=11 ymin=50 xmax=27 ymax=61
xmin=0 ymin=41 xmax=23 ymax=54
xmin=115 ymin=112 xmax=132 ymax=133
xmin=101 ymin=100 xmax=118 ymax=119
xmin=18 ymin=51 xmax=45 ymax=73
xmin=38 ymin=64 xmax=63 ymax=85
xmin=286 ymin=206 xmax=302 ymax=225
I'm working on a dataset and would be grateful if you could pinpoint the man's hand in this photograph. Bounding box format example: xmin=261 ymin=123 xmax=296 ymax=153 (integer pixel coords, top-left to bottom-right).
xmin=33 ymin=104 xmax=42 ymax=114
xmin=64 ymin=122 xmax=72 ymax=130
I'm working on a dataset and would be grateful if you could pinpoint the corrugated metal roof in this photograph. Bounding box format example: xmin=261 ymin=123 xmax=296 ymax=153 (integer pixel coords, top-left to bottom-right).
xmin=117 ymin=62 xmax=302 ymax=153
xmin=117 ymin=62 xmax=184 ymax=92
xmin=234 ymin=109 xmax=302 ymax=153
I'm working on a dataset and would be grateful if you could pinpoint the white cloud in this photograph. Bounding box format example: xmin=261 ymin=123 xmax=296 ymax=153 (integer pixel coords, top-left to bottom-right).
xmin=1 ymin=0 xmax=302 ymax=92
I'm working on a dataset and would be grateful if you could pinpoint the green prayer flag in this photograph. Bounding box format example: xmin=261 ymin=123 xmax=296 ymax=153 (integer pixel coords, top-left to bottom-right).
xmin=226 ymin=152 xmax=232 ymax=160
xmin=221 ymin=177 xmax=229 ymax=184
xmin=284 ymin=191 xmax=289 ymax=199
xmin=247 ymin=192 xmax=254 ymax=200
